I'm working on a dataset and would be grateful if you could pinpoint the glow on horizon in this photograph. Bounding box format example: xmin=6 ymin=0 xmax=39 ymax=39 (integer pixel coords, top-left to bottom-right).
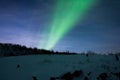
xmin=39 ymin=0 xmax=97 ymax=50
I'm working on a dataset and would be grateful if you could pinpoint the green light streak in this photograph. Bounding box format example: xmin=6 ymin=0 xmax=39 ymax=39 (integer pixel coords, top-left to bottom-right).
xmin=39 ymin=0 xmax=96 ymax=50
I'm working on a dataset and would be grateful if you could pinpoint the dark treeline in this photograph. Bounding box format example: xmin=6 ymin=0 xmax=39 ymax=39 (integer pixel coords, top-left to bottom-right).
xmin=0 ymin=43 xmax=120 ymax=57
xmin=0 ymin=43 xmax=77 ymax=57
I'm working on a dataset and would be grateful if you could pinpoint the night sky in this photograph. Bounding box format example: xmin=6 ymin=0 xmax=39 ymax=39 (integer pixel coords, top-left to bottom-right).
xmin=0 ymin=0 xmax=120 ymax=53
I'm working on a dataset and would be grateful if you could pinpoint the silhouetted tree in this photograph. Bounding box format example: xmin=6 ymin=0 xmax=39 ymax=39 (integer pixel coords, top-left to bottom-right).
xmin=115 ymin=54 xmax=119 ymax=61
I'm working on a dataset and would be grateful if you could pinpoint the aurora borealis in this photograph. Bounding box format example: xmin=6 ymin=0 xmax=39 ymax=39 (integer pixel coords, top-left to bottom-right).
xmin=0 ymin=0 xmax=120 ymax=53
xmin=39 ymin=0 xmax=96 ymax=50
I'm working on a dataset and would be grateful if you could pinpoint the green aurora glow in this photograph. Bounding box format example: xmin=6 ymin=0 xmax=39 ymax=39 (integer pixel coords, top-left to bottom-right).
xmin=39 ymin=0 xmax=97 ymax=50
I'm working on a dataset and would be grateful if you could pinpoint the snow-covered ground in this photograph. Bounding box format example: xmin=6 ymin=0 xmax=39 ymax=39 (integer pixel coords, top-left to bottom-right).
xmin=0 ymin=54 xmax=120 ymax=80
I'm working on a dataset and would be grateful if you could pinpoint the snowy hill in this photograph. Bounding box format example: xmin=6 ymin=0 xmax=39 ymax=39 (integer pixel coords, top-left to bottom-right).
xmin=0 ymin=54 xmax=120 ymax=80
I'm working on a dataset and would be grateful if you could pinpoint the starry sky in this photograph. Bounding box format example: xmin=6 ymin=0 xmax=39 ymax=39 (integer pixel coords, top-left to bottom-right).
xmin=0 ymin=0 xmax=120 ymax=53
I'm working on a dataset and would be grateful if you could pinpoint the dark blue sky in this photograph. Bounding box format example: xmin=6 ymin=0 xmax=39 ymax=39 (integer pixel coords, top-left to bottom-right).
xmin=0 ymin=0 xmax=120 ymax=53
